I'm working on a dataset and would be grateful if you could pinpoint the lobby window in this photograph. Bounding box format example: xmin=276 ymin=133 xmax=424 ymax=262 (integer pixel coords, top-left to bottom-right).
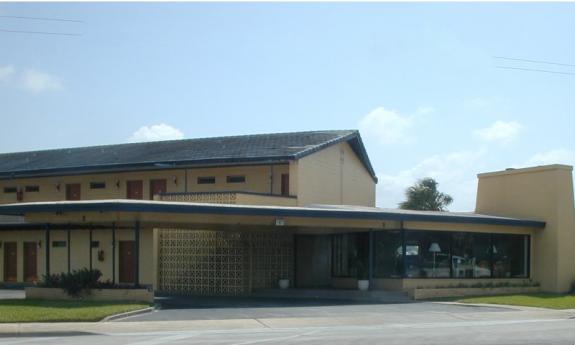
xmin=3 ymin=187 xmax=17 ymax=194
xmin=451 ymin=232 xmax=492 ymax=278
xmin=226 ymin=175 xmax=246 ymax=184
xmin=374 ymin=230 xmax=403 ymax=278
xmin=90 ymin=182 xmax=106 ymax=189
xmin=332 ymin=232 xmax=369 ymax=278
xmin=197 ymin=176 xmax=216 ymax=184
xmin=25 ymin=185 xmax=39 ymax=192
xmin=404 ymin=231 xmax=451 ymax=278
xmin=492 ymin=234 xmax=529 ymax=278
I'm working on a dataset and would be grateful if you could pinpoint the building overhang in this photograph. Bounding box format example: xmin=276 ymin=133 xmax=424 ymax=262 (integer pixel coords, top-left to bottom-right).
xmin=0 ymin=200 xmax=546 ymax=229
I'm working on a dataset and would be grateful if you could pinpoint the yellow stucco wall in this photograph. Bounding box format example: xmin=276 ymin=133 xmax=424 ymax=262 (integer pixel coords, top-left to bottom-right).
xmin=0 ymin=228 xmax=154 ymax=287
xmin=295 ymin=142 xmax=376 ymax=207
xmin=475 ymin=164 xmax=575 ymax=293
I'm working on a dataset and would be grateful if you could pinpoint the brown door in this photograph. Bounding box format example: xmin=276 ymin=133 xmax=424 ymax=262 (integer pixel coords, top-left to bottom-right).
xmin=126 ymin=180 xmax=143 ymax=200
xmin=149 ymin=179 xmax=167 ymax=200
xmin=119 ymin=241 xmax=135 ymax=283
xmin=66 ymin=184 xmax=81 ymax=200
xmin=281 ymin=174 xmax=290 ymax=196
xmin=3 ymin=242 xmax=17 ymax=282
xmin=23 ymin=242 xmax=38 ymax=282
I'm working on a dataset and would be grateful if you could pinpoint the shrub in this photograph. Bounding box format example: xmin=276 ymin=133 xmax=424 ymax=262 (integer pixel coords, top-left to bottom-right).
xmin=40 ymin=268 xmax=102 ymax=296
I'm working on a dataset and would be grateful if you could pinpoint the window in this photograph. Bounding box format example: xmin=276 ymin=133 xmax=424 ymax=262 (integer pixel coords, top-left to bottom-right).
xmin=52 ymin=241 xmax=67 ymax=248
xmin=492 ymin=234 xmax=529 ymax=278
xmin=281 ymin=174 xmax=290 ymax=196
xmin=197 ymin=176 xmax=216 ymax=184
xmin=226 ymin=175 xmax=246 ymax=183
xmin=91 ymin=241 xmax=100 ymax=248
xmin=332 ymin=232 xmax=369 ymax=278
xmin=451 ymin=232 xmax=491 ymax=278
xmin=90 ymin=182 xmax=106 ymax=189
xmin=374 ymin=230 xmax=403 ymax=278
xmin=3 ymin=187 xmax=17 ymax=194
xmin=25 ymin=186 xmax=39 ymax=192
xmin=404 ymin=231 xmax=451 ymax=278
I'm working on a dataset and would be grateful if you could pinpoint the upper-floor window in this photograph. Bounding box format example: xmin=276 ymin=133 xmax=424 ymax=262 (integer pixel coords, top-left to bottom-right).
xmin=3 ymin=187 xmax=17 ymax=194
xmin=52 ymin=241 xmax=67 ymax=248
xmin=197 ymin=176 xmax=216 ymax=184
xmin=25 ymin=185 xmax=39 ymax=192
xmin=226 ymin=175 xmax=246 ymax=184
xmin=90 ymin=182 xmax=106 ymax=189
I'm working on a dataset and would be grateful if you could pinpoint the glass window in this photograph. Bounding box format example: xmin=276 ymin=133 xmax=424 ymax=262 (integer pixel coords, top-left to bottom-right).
xmin=226 ymin=175 xmax=246 ymax=183
xmin=492 ymin=234 xmax=529 ymax=278
xmin=374 ymin=230 xmax=403 ymax=278
xmin=52 ymin=241 xmax=67 ymax=248
xmin=451 ymin=233 xmax=492 ymax=278
xmin=197 ymin=176 xmax=215 ymax=184
xmin=3 ymin=187 xmax=17 ymax=193
xmin=25 ymin=185 xmax=39 ymax=192
xmin=404 ymin=231 xmax=451 ymax=278
xmin=90 ymin=182 xmax=106 ymax=189
xmin=332 ymin=233 xmax=369 ymax=278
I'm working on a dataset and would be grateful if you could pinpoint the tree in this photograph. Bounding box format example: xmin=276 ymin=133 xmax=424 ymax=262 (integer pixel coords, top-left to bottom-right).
xmin=399 ymin=178 xmax=453 ymax=211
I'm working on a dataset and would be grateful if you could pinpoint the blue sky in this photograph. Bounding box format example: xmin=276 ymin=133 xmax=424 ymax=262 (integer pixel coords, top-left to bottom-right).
xmin=0 ymin=2 xmax=574 ymax=211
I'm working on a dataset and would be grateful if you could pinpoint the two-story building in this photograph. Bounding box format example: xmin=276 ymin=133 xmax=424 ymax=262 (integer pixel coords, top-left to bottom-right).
xmin=0 ymin=130 xmax=573 ymax=296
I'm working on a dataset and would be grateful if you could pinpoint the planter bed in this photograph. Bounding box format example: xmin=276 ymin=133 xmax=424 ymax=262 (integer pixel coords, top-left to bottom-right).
xmin=410 ymin=286 xmax=540 ymax=300
xmin=25 ymin=287 xmax=154 ymax=303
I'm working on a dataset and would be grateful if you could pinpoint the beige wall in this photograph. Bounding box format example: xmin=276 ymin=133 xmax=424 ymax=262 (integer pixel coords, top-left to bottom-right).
xmin=295 ymin=142 xmax=376 ymax=207
xmin=0 ymin=228 xmax=154 ymax=287
xmin=475 ymin=164 xmax=575 ymax=293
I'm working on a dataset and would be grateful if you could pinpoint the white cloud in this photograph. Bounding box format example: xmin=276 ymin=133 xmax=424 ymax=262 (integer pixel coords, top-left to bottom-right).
xmin=377 ymin=149 xmax=487 ymax=212
xmin=0 ymin=65 xmax=63 ymax=93
xmin=19 ymin=69 xmax=63 ymax=93
xmin=129 ymin=124 xmax=184 ymax=143
xmin=523 ymin=149 xmax=575 ymax=167
xmin=474 ymin=121 xmax=522 ymax=144
xmin=0 ymin=65 xmax=15 ymax=82
xmin=359 ymin=107 xmax=415 ymax=145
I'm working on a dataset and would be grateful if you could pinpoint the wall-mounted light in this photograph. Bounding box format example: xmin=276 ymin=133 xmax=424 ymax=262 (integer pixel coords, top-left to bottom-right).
xmin=173 ymin=176 xmax=178 ymax=185
xmin=37 ymin=241 xmax=42 ymax=249
xmin=55 ymin=182 xmax=61 ymax=191
xmin=116 ymin=180 xmax=121 ymax=189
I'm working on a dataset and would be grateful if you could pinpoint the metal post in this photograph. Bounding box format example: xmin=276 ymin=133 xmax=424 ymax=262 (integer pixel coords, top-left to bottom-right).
xmin=134 ymin=221 xmax=140 ymax=287
xmin=45 ymin=224 xmax=51 ymax=276
xmin=368 ymin=230 xmax=374 ymax=288
xmin=67 ymin=224 xmax=71 ymax=273
xmin=89 ymin=225 xmax=93 ymax=270
xmin=112 ymin=223 xmax=116 ymax=285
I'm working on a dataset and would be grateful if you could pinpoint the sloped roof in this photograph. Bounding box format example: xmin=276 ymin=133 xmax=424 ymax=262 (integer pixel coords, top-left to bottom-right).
xmin=0 ymin=130 xmax=377 ymax=181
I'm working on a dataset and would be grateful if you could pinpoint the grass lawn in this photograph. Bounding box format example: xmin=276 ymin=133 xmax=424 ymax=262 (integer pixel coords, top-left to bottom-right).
xmin=455 ymin=293 xmax=575 ymax=310
xmin=0 ymin=299 xmax=151 ymax=323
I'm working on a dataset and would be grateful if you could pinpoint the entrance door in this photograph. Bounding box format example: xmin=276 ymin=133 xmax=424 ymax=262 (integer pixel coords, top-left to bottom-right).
xmin=3 ymin=242 xmax=17 ymax=282
xmin=126 ymin=180 xmax=143 ymax=200
xmin=295 ymin=235 xmax=332 ymax=288
xmin=119 ymin=241 xmax=135 ymax=283
xmin=65 ymin=184 xmax=81 ymax=200
xmin=23 ymin=242 xmax=37 ymax=282
xmin=149 ymin=179 xmax=167 ymax=200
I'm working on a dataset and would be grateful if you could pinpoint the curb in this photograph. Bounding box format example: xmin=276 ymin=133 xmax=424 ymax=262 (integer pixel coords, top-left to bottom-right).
xmin=100 ymin=307 xmax=155 ymax=322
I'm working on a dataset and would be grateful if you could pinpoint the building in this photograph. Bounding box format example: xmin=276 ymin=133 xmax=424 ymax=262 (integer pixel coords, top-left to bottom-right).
xmin=0 ymin=130 xmax=573 ymax=296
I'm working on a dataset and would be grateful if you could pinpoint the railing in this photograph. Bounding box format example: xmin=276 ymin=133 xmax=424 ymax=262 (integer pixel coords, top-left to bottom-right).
xmin=157 ymin=191 xmax=297 ymax=206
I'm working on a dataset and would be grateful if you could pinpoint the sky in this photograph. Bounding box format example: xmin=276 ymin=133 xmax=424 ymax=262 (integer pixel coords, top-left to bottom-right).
xmin=0 ymin=2 xmax=574 ymax=211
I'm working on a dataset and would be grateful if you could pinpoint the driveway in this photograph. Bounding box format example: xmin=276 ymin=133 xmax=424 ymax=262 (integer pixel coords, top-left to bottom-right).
xmin=120 ymin=295 xmax=508 ymax=322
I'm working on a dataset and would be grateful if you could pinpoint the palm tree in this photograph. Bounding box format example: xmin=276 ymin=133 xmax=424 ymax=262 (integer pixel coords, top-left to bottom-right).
xmin=399 ymin=178 xmax=453 ymax=211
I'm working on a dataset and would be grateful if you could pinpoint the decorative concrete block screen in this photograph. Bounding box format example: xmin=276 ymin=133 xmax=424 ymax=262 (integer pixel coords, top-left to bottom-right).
xmin=158 ymin=229 xmax=293 ymax=295
xmin=159 ymin=192 xmax=237 ymax=204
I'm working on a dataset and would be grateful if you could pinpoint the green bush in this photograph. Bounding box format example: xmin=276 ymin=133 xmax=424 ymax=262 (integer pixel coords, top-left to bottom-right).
xmin=40 ymin=268 xmax=102 ymax=296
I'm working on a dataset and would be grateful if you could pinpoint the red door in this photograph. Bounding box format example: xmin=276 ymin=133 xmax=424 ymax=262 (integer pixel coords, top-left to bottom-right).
xmin=119 ymin=241 xmax=135 ymax=283
xmin=66 ymin=184 xmax=81 ymax=200
xmin=3 ymin=242 xmax=17 ymax=282
xmin=126 ymin=180 xmax=143 ymax=200
xmin=23 ymin=242 xmax=37 ymax=282
xmin=149 ymin=179 xmax=167 ymax=200
xmin=281 ymin=174 xmax=290 ymax=196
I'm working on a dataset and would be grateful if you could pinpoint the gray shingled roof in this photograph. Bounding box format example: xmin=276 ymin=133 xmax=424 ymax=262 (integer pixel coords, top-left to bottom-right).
xmin=0 ymin=130 xmax=377 ymax=181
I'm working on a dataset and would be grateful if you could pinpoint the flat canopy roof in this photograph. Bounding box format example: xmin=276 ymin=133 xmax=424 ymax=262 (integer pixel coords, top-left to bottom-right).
xmin=0 ymin=200 xmax=546 ymax=228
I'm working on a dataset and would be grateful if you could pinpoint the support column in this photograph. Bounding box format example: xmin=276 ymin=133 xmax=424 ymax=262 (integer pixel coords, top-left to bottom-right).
xmin=45 ymin=224 xmax=51 ymax=276
xmin=401 ymin=221 xmax=407 ymax=278
xmin=134 ymin=221 xmax=140 ymax=287
xmin=89 ymin=225 xmax=93 ymax=271
xmin=67 ymin=224 xmax=71 ymax=273
xmin=368 ymin=230 xmax=374 ymax=288
xmin=112 ymin=223 xmax=116 ymax=285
